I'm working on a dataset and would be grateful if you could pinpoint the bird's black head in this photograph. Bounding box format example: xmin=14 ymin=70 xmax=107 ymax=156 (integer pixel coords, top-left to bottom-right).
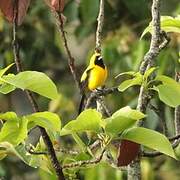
xmin=95 ymin=55 xmax=105 ymax=69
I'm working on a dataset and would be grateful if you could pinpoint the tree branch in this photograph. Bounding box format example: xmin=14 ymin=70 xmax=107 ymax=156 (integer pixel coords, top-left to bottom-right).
xmin=62 ymin=149 xmax=105 ymax=169
xmin=128 ymin=0 xmax=168 ymax=179
xmin=169 ymin=134 xmax=180 ymax=141
xmin=139 ymin=0 xmax=165 ymax=74
xmin=94 ymin=0 xmax=108 ymax=116
xmin=148 ymin=103 xmax=168 ymax=136
xmin=137 ymin=0 xmax=163 ymax=138
xmin=96 ymin=96 xmax=111 ymax=117
xmin=12 ymin=1 xmax=65 ymax=179
xmin=27 ymin=145 xmax=79 ymax=156
xmin=26 ymin=145 xmax=48 ymax=155
xmin=52 ymin=9 xmax=81 ymax=92
xmin=174 ymin=72 xmax=180 ymax=143
xmin=84 ymin=87 xmax=118 ymax=110
xmin=95 ymin=0 xmax=104 ymax=52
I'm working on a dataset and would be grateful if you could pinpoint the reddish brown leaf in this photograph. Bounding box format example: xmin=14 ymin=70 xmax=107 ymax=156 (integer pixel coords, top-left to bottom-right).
xmin=44 ymin=0 xmax=65 ymax=12
xmin=0 ymin=0 xmax=31 ymax=25
xmin=117 ymin=140 xmax=140 ymax=166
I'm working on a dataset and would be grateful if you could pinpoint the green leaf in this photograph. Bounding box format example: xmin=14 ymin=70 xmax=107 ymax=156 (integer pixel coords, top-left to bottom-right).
xmin=2 ymin=71 xmax=58 ymax=100
xmin=121 ymin=127 xmax=177 ymax=159
xmin=29 ymin=137 xmax=53 ymax=174
xmin=25 ymin=112 xmax=61 ymax=132
xmin=105 ymin=116 xmax=137 ymax=136
xmin=118 ymin=73 xmax=143 ymax=92
xmin=60 ymin=109 xmax=102 ymax=136
xmin=0 ymin=142 xmax=32 ymax=165
xmin=105 ymin=106 xmax=145 ymax=136
xmin=143 ymin=67 xmax=157 ymax=81
xmin=115 ymin=71 xmax=136 ymax=79
xmin=141 ymin=16 xmax=180 ymax=38
xmin=153 ymin=85 xmax=180 ymax=107
xmin=0 ymin=117 xmax=28 ymax=145
xmin=0 ymin=111 xmax=18 ymax=121
xmin=0 ymin=63 xmax=14 ymax=78
xmin=72 ymin=133 xmax=87 ymax=152
xmin=30 ymin=154 xmax=53 ymax=174
xmin=0 ymin=83 xmax=16 ymax=94
xmin=0 ymin=74 xmax=16 ymax=94
xmin=112 ymin=106 xmax=146 ymax=120
xmin=156 ymin=75 xmax=180 ymax=85
xmin=153 ymin=75 xmax=180 ymax=107
xmin=0 ymin=150 xmax=7 ymax=160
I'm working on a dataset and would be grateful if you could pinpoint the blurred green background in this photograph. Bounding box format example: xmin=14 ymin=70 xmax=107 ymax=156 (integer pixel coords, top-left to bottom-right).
xmin=0 ymin=0 xmax=180 ymax=179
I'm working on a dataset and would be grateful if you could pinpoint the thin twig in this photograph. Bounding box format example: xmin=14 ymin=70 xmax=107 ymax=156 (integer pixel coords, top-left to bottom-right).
xmin=97 ymin=96 xmax=111 ymax=117
xmin=159 ymin=103 xmax=168 ymax=135
xmin=148 ymin=103 xmax=168 ymax=136
xmin=95 ymin=0 xmax=106 ymax=115
xmin=158 ymin=30 xmax=170 ymax=50
xmin=62 ymin=149 xmax=106 ymax=169
xmin=55 ymin=148 xmax=79 ymax=155
xmin=95 ymin=0 xmax=104 ymax=52
xmin=27 ymin=146 xmax=80 ymax=156
xmin=26 ymin=146 xmax=48 ymax=155
xmin=89 ymin=140 xmax=101 ymax=151
xmin=85 ymin=87 xmax=118 ymax=112
xmin=12 ymin=1 xmax=65 ymax=179
xmin=139 ymin=1 xmax=167 ymax=74
xmin=137 ymin=0 xmax=166 ymax=135
xmin=174 ymin=72 xmax=180 ymax=143
xmin=169 ymin=134 xmax=180 ymax=141
xmin=53 ymin=10 xmax=81 ymax=92
xmin=12 ymin=0 xmax=23 ymax=72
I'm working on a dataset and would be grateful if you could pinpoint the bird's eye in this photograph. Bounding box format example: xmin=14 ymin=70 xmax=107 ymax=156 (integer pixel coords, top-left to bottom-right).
xmin=98 ymin=56 xmax=103 ymax=61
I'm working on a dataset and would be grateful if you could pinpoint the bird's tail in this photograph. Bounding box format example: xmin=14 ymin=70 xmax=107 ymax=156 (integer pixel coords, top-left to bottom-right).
xmin=117 ymin=140 xmax=140 ymax=166
xmin=78 ymin=94 xmax=86 ymax=115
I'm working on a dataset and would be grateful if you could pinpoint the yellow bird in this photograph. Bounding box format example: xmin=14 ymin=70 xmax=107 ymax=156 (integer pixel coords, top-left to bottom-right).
xmin=78 ymin=52 xmax=108 ymax=114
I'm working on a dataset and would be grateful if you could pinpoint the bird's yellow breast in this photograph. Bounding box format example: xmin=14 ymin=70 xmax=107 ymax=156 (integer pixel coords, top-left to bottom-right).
xmin=80 ymin=52 xmax=108 ymax=91
xmin=88 ymin=65 xmax=107 ymax=90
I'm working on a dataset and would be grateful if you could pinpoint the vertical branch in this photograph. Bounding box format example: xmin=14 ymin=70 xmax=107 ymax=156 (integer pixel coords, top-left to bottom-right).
xmin=95 ymin=0 xmax=107 ymax=115
xmin=139 ymin=0 xmax=161 ymax=74
xmin=12 ymin=1 xmax=65 ymax=179
xmin=159 ymin=102 xmax=168 ymax=136
xmin=95 ymin=0 xmax=104 ymax=52
xmin=174 ymin=72 xmax=180 ymax=142
xmin=128 ymin=0 xmax=162 ymax=179
xmin=53 ymin=9 xmax=81 ymax=92
xmin=12 ymin=0 xmax=23 ymax=72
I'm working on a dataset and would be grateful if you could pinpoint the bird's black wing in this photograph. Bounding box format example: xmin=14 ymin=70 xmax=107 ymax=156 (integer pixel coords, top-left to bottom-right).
xmin=78 ymin=68 xmax=93 ymax=114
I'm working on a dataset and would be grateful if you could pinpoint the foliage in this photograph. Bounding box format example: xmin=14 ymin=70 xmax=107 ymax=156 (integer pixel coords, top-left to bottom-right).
xmin=0 ymin=0 xmax=179 ymax=179
xmin=141 ymin=15 xmax=180 ymax=38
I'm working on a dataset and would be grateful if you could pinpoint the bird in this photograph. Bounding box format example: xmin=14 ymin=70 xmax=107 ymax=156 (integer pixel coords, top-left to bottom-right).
xmin=78 ymin=52 xmax=139 ymax=165
xmin=78 ymin=51 xmax=108 ymax=114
